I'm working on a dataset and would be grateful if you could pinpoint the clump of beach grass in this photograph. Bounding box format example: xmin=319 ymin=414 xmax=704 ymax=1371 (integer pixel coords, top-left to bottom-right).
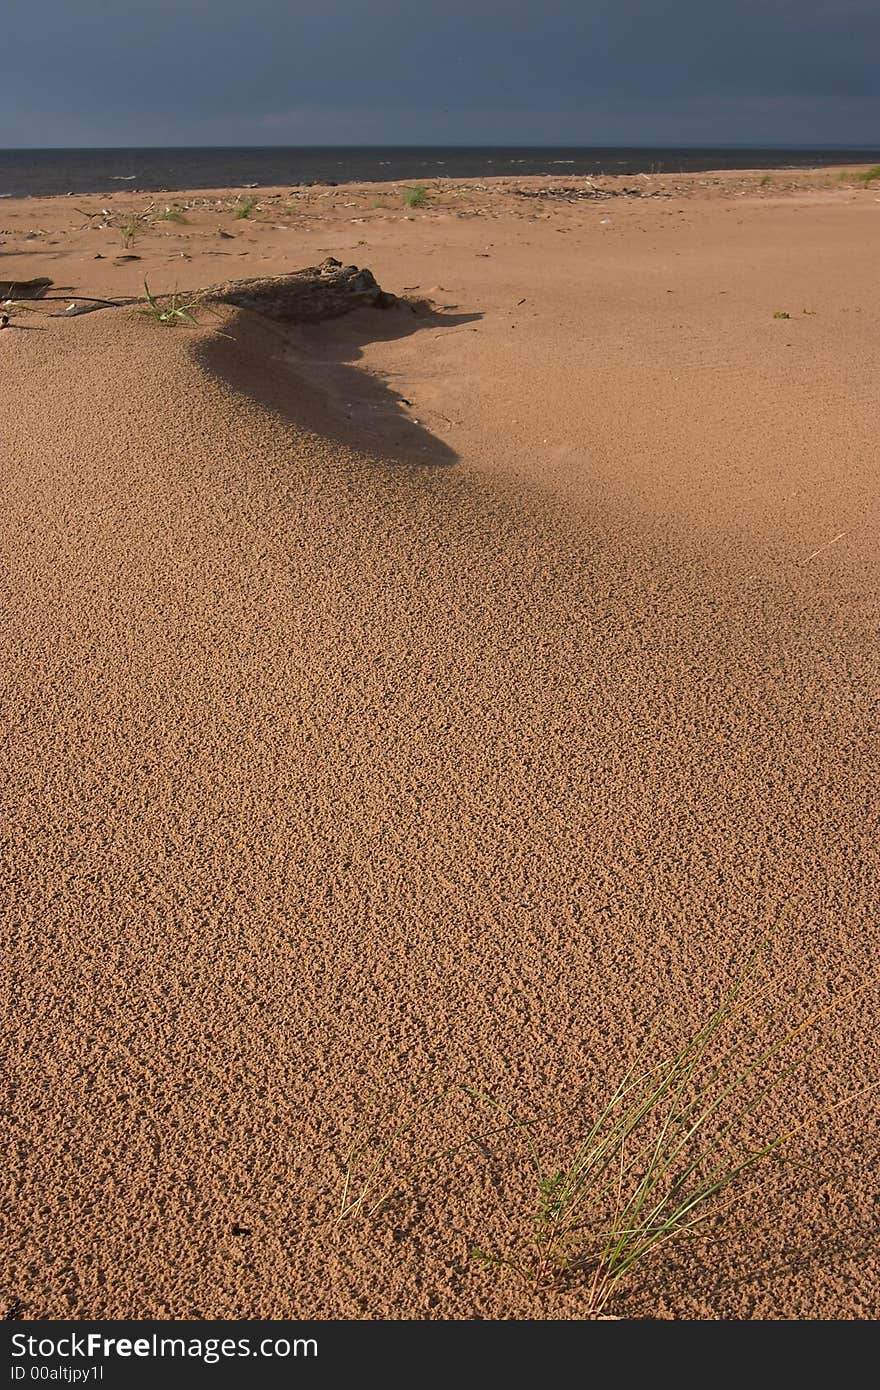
xmin=139 ymin=281 xmax=234 ymax=337
xmin=235 ymin=197 xmax=257 ymax=219
xmin=839 ymin=166 xmax=880 ymax=184
xmin=337 ymin=944 xmax=871 ymax=1316
xmin=118 ymin=216 xmax=145 ymax=249
xmin=140 ymin=281 xmax=203 ymax=327
xmin=402 ymin=185 xmax=429 ymax=208
xmin=156 ymin=204 xmax=188 ymax=224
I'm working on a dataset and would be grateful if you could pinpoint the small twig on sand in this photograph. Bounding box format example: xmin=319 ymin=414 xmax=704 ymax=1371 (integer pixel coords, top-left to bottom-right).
xmin=801 ymin=532 xmax=847 ymax=564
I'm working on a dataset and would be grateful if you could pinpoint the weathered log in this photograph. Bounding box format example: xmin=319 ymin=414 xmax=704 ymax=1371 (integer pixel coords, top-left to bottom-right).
xmin=0 ymin=277 xmax=52 ymax=299
xmin=35 ymin=258 xmax=397 ymax=321
xmin=199 ymin=258 xmax=396 ymax=321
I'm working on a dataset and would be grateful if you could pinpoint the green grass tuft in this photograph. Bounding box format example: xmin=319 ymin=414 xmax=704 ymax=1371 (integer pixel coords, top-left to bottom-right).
xmin=839 ymin=165 xmax=880 ymax=184
xmin=118 ymin=217 xmax=143 ymax=249
xmin=235 ymin=197 xmax=257 ymax=218
xmin=337 ymin=945 xmax=872 ymax=1316
xmin=157 ymin=205 xmax=188 ymax=224
xmin=402 ymin=185 xmax=429 ymax=208
xmin=139 ymin=281 xmax=202 ymax=328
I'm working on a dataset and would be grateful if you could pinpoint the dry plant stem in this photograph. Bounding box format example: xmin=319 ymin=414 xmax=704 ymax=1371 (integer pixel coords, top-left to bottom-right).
xmin=338 ymin=1084 xmax=462 ymax=1222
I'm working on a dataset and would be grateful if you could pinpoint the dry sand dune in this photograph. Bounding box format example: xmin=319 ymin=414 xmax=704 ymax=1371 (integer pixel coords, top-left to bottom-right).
xmin=1 ymin=174 xmax=878 ymax=1319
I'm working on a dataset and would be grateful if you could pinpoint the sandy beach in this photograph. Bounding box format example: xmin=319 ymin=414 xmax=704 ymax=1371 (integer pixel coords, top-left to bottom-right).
xmin=2 ymin=166 xmax=878 ymax=1320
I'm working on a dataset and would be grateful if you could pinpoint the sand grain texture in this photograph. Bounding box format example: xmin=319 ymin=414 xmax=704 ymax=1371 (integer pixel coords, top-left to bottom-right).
xmin=2 ymin=174 xmax=879 ymax=1319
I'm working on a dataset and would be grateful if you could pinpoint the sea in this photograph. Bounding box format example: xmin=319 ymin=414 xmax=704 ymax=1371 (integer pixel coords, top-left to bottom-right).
xmin=1 ymin=146 xmax=878 ymax=199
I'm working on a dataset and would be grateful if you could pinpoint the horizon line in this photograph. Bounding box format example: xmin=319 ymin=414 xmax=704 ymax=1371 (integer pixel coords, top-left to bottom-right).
xmin=3 ymin=141 xmax=880 ymax=153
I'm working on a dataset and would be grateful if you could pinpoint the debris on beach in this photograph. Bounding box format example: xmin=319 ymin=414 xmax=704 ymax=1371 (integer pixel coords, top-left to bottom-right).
xmin=512 ymin=184 xmax=666 ymax=201
xmin=182 ymin=258 xmax=397 ymax=321
xmin=14 ymin=260 xmax=397 ymax=323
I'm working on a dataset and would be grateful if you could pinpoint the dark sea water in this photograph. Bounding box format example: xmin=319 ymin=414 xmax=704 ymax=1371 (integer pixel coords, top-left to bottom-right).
xmin=1 ymin=146 xmax=879 ymax=199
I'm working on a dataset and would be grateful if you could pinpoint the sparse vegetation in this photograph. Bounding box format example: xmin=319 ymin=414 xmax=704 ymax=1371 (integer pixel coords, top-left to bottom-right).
xmin=157 ymin=205 xmax=188 ymax=224
xmin=235 ymin=197 xmax=257 ymax=219
xmin=138 ymin=282 xmax=234 ymax=337
xmin=119 ymin=217 xmax=143 ymax=249
xmin=337 ymin=948 xmax=870 ymax=1316
xmin=140 ymin=281 xmax=203 ymax=327
xmin=402 ymin=185 xmax=429 ymax=208
xmin=839 ymin=165 xmax=880 ymax=184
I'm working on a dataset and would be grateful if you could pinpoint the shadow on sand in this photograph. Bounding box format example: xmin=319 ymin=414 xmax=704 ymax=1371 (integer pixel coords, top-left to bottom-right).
xmin=195 ymin=298 xmax=482 ymax=469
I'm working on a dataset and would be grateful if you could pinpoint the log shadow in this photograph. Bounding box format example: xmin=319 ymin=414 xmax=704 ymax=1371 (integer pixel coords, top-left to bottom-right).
xmin=196 ymin=299 xmax=481 ymax=469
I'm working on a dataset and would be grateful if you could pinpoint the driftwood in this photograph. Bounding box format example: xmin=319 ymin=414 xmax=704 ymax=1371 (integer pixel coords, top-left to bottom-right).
xmin=0 ymin=277 xmax=52 ymax=299
xmin=200 ymin=259 xmax=396 ymax=321
xmin=1 ymin=259 xmax=396 ymax=322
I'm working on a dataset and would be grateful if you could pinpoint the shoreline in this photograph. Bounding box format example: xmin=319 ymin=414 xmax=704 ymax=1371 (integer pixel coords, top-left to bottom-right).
xmin=2 ymin=143 xmax=879 ymax=199
xmin=1 ymin=161 xmax=879 ymax=205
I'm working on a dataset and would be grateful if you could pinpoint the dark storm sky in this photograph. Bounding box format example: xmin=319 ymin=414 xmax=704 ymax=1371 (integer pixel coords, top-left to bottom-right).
xmin=4 ymin=0 xmax=879 ymax=147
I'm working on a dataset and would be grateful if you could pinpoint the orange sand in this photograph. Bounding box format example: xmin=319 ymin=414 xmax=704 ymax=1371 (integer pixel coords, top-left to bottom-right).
xmin=1 ymin=169 xmax=878 ymax=1319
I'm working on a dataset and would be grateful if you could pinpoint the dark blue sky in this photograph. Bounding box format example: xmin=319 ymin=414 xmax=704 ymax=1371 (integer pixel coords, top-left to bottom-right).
xmin=4 ymin=0 xmax=879 ymax=147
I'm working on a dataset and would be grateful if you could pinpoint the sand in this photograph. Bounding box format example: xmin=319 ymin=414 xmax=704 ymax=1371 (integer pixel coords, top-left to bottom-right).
xmin=1 ymin=168 xmax=878 ymax=1320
